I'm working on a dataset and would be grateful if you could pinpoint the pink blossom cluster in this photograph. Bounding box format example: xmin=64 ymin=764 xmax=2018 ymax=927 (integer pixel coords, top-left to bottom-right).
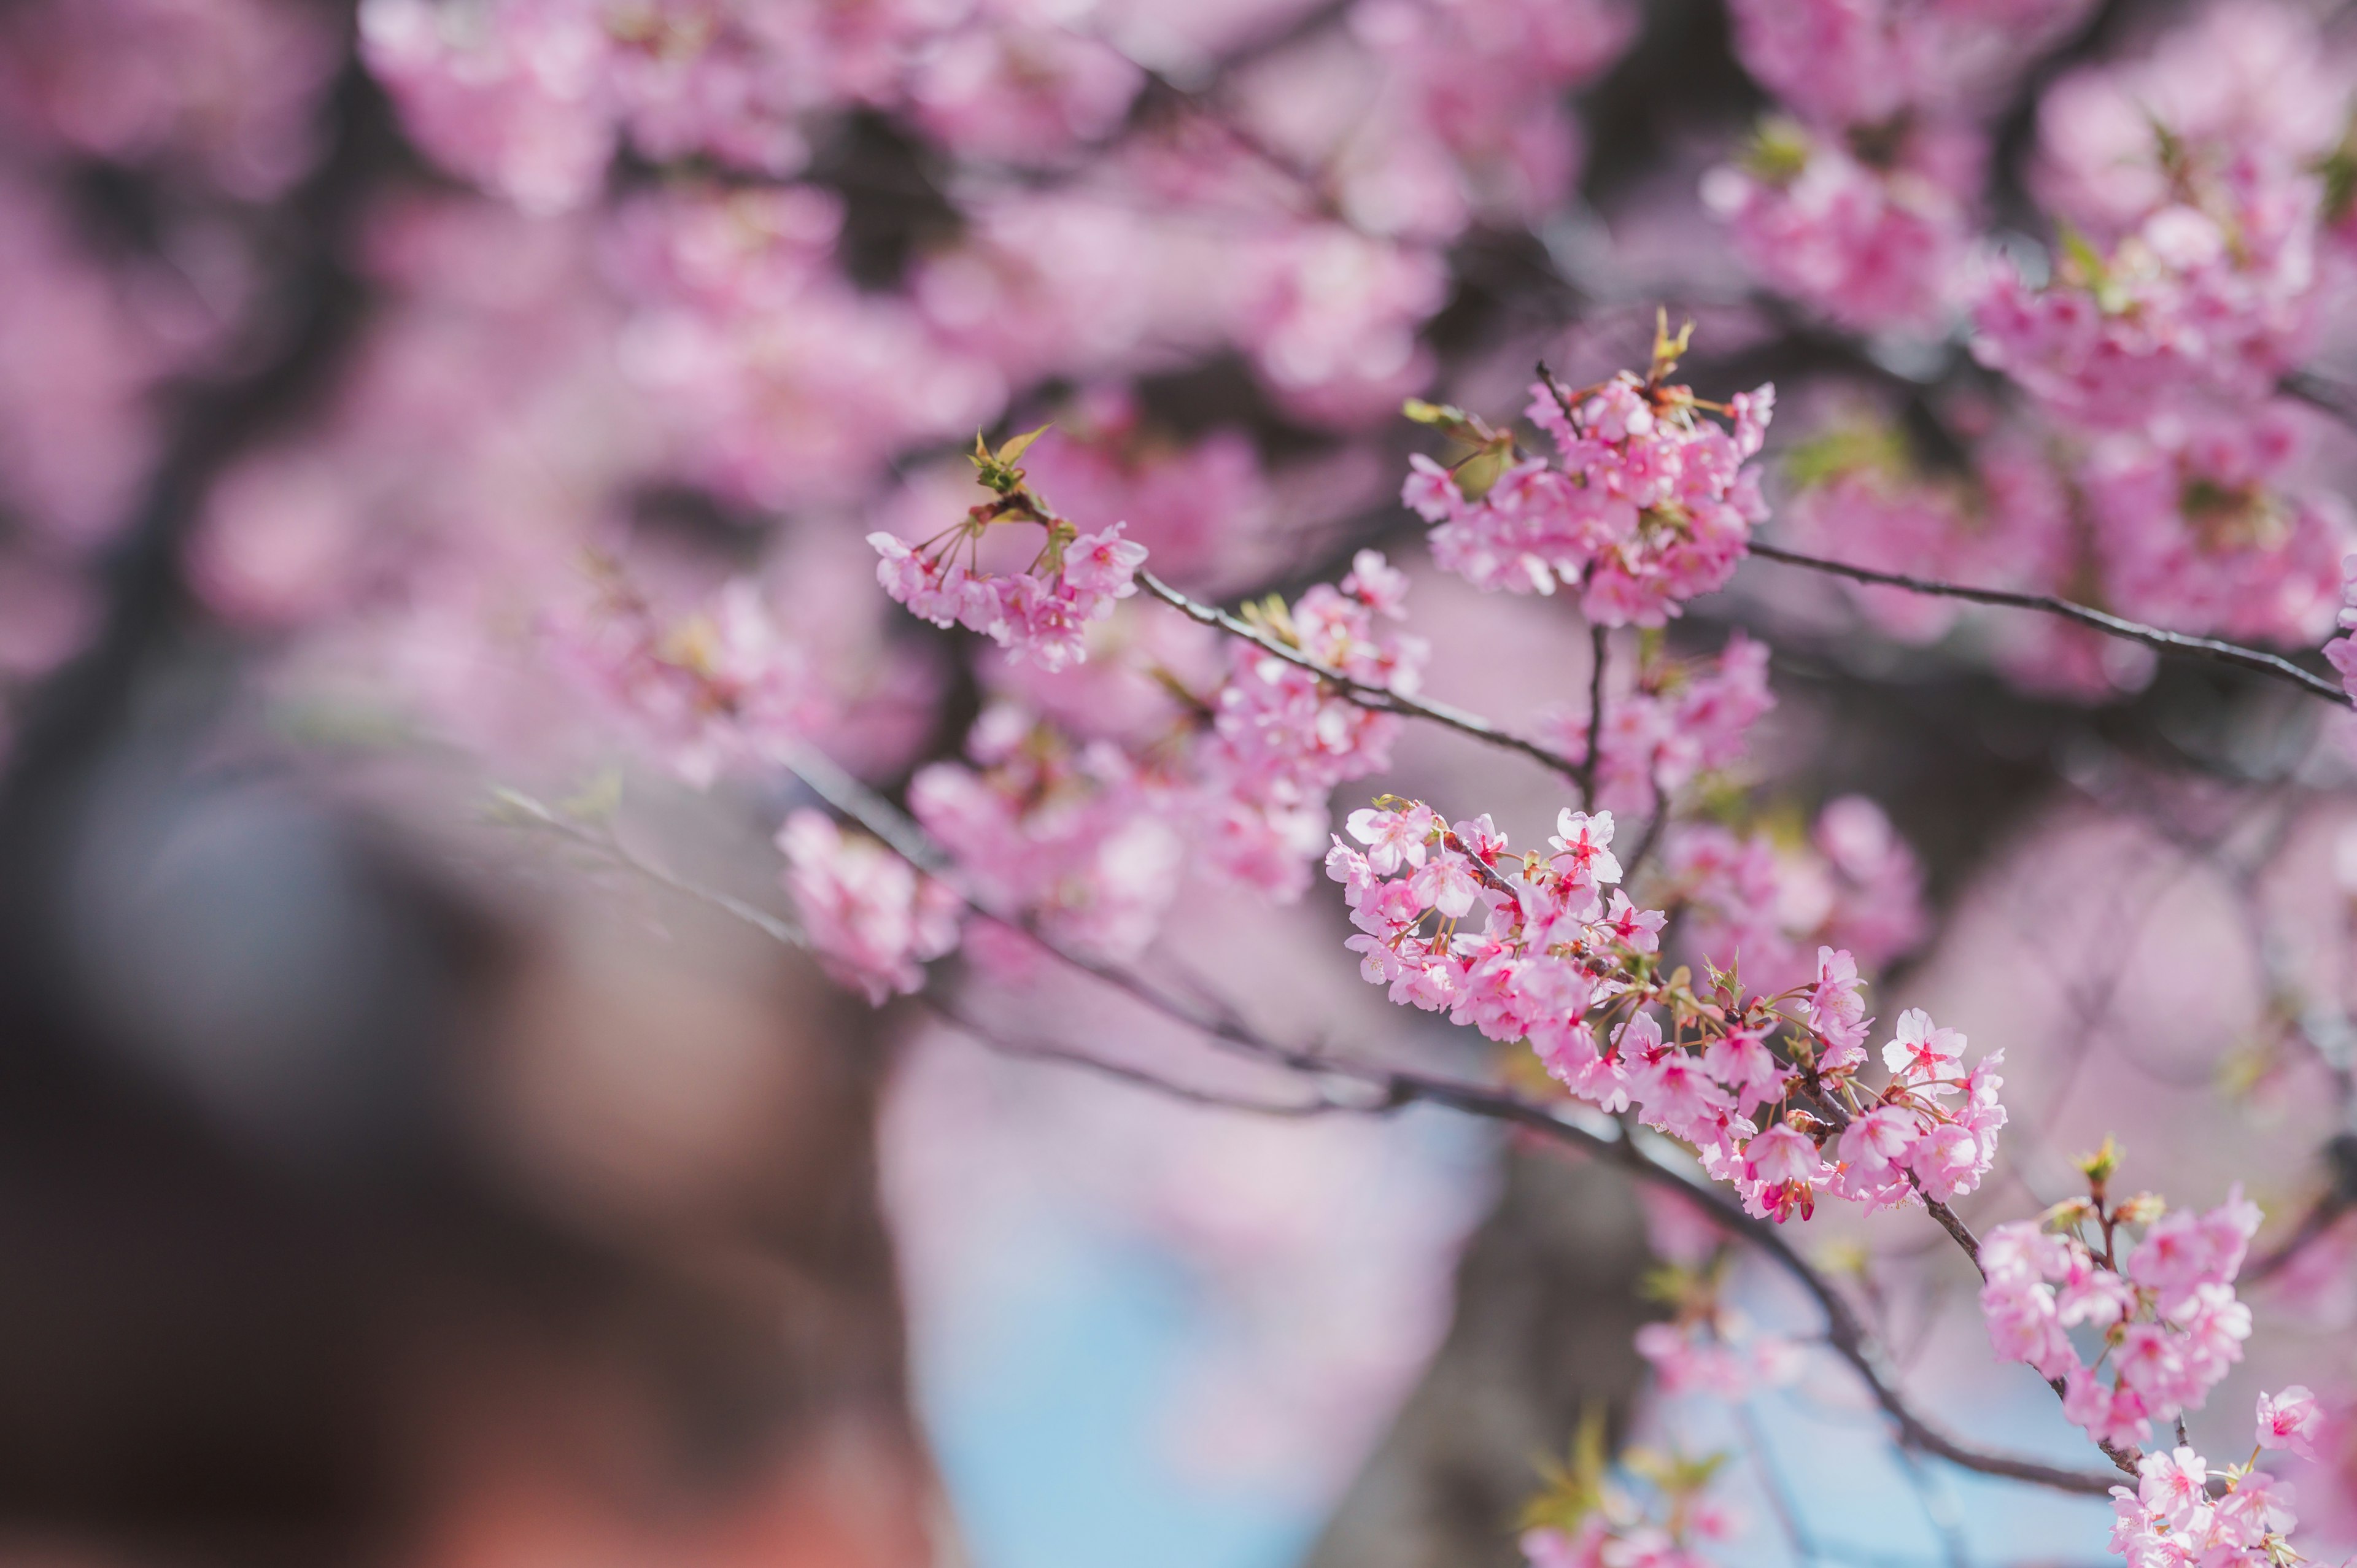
xmin=0 ymin=0 xmax=345 ymax=199
xmin=1825 ymin=1006 xmax=2007 ymax=1208
xmin=2080 ymin=407 xmax=2350 ymax=644
xmin=1970 ymin=210 xmax=2318 ymax=428
xmin=869 ymin=490 xmax=1148 ymax=673
xmin=2324 ymin=555 xmax=2357 ymax=700
xmin=867 ymin=533 xmax=1424 ymax=959
xmin=1190 ymin=552 xmax=1428 ymax=893
xmin=907 ymin=705 xmax=1182 ymax=965
xmin=1350 ymin=0 xmax=1636 ymax=223
xmin=2031 ymin=1 xmax=2349 ymax=252
xmin=1236 ymin=226 xmax=1451 ymax=429
xmin=1781 ymin=400 xmax=2350 ymax=675
xmin=2107 ymin=1426 xmax=2312 ymax=1568
xmin=1972 ymin=2 xmax=2346 ymax=430
xmin=1519 ymin=1477 xmax=1736 ymax=1568
xmin=1709 ymin=0 xmax=2093 ymax=331
xmin=1979 ymin=1186 xmax=2263 ymax=1449
xmin=1665 ymin=795 xmax=1929 ymax=996
xmin=1520 ymin=1516 xmax=1726 ymax=1568
xmin=1724 ymin=0 xmax=2095 ymax=129
xmin=606 ymin=183 xmax=1005 ymax=508
xmin=1537 ymin=631 xmax=1773 ymax=817
xmin=778 ymin=808 xmax=964 ymax=1005
xmin=1326 ymin=796 xmax=1983 ymax=1223
xmin=1778 ymin=427 xmax=2076 ymax=645
xmin=552 ymin=570 xmax=825 ymax=789
xmin=908 ymin=176 xmax=1452 ymax=430
xmin=1403 ymin=369 xmax=1775 ymax=625
xmin=1701 ymin=122 xmax=1972 ymax=334
xmin=360 ymin=0 xmax=1146 ymax=215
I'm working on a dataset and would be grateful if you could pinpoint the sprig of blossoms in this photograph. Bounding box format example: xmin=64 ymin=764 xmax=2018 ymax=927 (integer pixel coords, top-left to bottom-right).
xmin=870 ymin=428 xmax=1147 ymax=671
xmin=2108 ymin=1416 xmax=2316 ymax=1568
xmin=778 ymin=808 xmax=962 ymax=1004
xmin=1980 ymin=1141 xmax=2262 ymax=1450
xmin=1399 ymin=321 xmax=1773 ymax=626
xmin=1325 ymin=796 xmax=1992 ymax=1224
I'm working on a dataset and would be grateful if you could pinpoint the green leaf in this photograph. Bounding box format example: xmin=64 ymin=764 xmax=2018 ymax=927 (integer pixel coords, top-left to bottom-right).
xmin=996 ymin=423 xmax=1052 ymax=465
xmin=560 ymin=768 xmax=624 ymax=822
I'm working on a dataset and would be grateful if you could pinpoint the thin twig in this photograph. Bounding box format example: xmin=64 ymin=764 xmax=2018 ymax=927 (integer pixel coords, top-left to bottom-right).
xmin=492 ymin=791 xmax=1357 ymax=1119
xmin=1748 ymin=543 xmax=2352 ymax=708
xmin=1579 ymin=623 xmax=1608 ymax=806
xmin=1137 ymin=570 xmax=1589 ymax=784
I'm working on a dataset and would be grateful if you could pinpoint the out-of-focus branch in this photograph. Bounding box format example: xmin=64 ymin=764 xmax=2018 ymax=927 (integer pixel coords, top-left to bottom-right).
xmin=1138 ymin=570 xmax=1592 ymax=791
xmin=2281 ymin=369 xmax=2357 ymax=430
xmin=492 ymin=789 xmax=1359 ymax=1119
xmin=1749 ymin=543 xmax=2352 ymax=708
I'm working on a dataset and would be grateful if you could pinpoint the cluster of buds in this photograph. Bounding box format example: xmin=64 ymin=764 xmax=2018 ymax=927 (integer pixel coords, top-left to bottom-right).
xmin=1401 ymin=319 xmax=1773 ymax=625
xmin=1980 ymin=1139 xmax=2262 ymax=1450
xmin=870 ymin=427 xmax=1147 ymax=671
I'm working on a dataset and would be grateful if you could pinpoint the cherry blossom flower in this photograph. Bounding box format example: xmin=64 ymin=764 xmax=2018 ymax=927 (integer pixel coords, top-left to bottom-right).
xmin=2256 ymin=1385 xmax=2324 ymax=1461
xmin=779 ymin=809 xmax=964 ymax=1004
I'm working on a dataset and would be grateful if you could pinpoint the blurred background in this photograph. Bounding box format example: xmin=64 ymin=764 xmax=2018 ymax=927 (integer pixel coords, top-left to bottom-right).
xmin=5 ymin=0 xmax=2357 ymax=1564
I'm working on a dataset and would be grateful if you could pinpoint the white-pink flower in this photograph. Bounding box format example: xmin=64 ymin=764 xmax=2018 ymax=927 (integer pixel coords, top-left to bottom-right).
xmin=2256 ymin=1385 xmax=2323 ymax=1460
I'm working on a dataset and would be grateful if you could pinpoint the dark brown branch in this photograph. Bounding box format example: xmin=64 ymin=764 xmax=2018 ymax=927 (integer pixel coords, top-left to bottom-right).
xmin=1749 ymin=543 xmax=2352 ymax=708
xmin=1137 ymin=570 xmax=1590 ymax=786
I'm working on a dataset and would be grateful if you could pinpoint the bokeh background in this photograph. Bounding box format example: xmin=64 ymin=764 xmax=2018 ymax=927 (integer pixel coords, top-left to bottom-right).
xmin=6 ymin=0 xmax=2357 ymax=1564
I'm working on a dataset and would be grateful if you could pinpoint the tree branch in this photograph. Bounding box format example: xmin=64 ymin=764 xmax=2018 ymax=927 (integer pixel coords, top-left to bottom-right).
xmin=499 ymin=757 xmax=2130 ymax=1497
xmin=759 ymin=756 xmax=2128 ymax=1496
xmin=1137 ymin=570 xmax=1590 ymax=788
xmin=1748 ymin=543 xmax=2351 ymax=708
